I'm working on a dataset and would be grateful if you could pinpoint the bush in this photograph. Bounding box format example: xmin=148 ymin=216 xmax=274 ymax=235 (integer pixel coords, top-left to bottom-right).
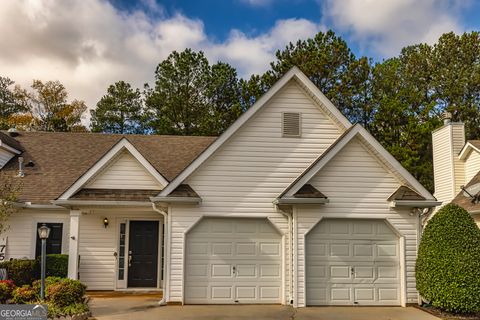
xmin=416 ymin=203 xmax=480 ymax=313
xmin=46 ymin=301 xmax=89 ymax=319
xmin=0 ymin=259 xmax=39 ymax=286
xmin=32 ymin=276 xmax=63 ymax=294
xmin=45 ymin=254 xmax=68 ymax=278
xmin=46 ymin=278 xmax=86 ymax=307
xmin=12 ymin=285 xmax=38 ymax=304
xmin=0 ymin=280 xmax=16 ymax=302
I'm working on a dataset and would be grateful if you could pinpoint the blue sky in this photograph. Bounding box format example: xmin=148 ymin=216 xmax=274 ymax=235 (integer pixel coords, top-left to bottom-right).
xmin=0 ymin=0 xmax=479 ymax=110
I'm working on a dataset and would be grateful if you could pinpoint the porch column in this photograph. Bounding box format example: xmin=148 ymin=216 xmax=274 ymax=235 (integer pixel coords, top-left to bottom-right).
xmin=68 ymin=210 xmax=81 ymax=279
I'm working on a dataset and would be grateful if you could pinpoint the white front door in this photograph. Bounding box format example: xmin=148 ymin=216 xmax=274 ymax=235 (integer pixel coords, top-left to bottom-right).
xmin=185 ymin=218 xmax=282 ymax=304
xmin=306 ymin=219 xmax=401 ymax=306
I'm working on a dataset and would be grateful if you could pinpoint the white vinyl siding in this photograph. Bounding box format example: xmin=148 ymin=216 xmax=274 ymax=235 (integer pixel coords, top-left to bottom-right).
xmin=465 ymin=150 xmax=480 ymax=183
xmin=168 ymin=80 xmax=344 ymax=303
xmin=432 ymin=126 xmax=455 ymax=205
xmin=77 ymin=210 xmax=162 ymax=290
xmin=0 ymin=149 xmax=14 ymax=169
xmin=1 ymin=209 xmax=69 ymax=260
xmin=452 ymin=124 xmax=465 ymax=195
xmin=86 ymin=151 xmax=162 ymax=190
xmin=296 ymin=137 xmax=418 ymax=307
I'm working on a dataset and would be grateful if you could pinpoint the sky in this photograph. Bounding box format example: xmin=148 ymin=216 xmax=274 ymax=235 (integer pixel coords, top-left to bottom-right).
xmin=1 ymin=0 xmax=480 ymax=115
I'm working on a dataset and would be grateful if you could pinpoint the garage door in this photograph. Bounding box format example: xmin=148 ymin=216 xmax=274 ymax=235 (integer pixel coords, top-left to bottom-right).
xmin=306 ymin=219 xmax=400 ymax=306
xmin=185 ymin=218 xmax=282 ymax=304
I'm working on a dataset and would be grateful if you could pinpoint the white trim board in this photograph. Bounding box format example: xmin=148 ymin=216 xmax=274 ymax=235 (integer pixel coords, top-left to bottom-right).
xmin=281 ymin=124 xmax=435 ymax=201
xmin=158 ymin=66 xmax=353 ymax=197
xmin=459 ymin=141 xmax=480 ymax=160
xmin=58 ymin=138 xmax=169 ymax=200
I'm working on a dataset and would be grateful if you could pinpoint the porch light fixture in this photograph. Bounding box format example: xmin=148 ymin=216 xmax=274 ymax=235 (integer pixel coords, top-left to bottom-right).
xmin=37 ymin=223 xmax=50 ymax=300
xmin=103 ymin=217 xmax=109 ymax=228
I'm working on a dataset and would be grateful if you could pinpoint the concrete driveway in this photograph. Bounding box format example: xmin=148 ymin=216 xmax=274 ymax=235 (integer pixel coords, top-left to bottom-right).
xmin=88 ymin=294 xmax=440 ymax=320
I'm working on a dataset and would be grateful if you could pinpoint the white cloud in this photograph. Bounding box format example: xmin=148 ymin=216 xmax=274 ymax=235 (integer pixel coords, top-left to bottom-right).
xmin=321 ymin=0 xmax=467 ymax=57
xmin=0 ymin=0 xmax=323 ymax=119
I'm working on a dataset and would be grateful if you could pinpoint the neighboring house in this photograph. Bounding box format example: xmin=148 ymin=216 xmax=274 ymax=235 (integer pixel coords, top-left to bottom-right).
xmin=432 ymin=114 xmax=480 ymax=227
xmin=0 ymin=67 xmax=439 ymax=307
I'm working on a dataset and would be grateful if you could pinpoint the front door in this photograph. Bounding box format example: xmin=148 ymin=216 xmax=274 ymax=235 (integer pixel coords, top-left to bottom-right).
xmin=128 ymin=221 xmax=159 ymax=287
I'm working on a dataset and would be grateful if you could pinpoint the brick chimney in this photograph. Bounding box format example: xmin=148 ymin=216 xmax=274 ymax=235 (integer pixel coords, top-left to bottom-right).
xmin=432 ymin=112 xmax=465 ymax=206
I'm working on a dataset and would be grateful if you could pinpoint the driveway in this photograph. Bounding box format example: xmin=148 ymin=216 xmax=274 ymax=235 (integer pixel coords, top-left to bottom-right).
xmin=88 ymin=294 xmax=440 ymax=320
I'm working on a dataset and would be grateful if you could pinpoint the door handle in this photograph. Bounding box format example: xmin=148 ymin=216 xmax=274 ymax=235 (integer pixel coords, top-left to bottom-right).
xmin=351 ymin=267 xmax=355 ymax=276
xmin=128 ymin=255 xmax=132 ymax=267
xmin=232 ymin=266 xmax=236 ymax=275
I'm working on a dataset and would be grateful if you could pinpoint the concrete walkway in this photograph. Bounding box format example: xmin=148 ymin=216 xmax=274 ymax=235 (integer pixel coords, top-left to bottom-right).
xmin=88 ymin=295 xmax=440 ymax=320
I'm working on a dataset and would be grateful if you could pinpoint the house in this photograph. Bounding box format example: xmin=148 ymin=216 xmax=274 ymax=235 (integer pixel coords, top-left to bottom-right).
xmin=0 ymin=67 xmax=439 ymax=307
xmin=432 ymin=114 xmax=480 ymax=227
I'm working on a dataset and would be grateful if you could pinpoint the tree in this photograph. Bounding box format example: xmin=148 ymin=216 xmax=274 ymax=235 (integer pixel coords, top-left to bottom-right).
xmin=145 ymin=49 xmax=242 ymax=136
xmin=0 ymin=172 xmax=20 ymax=235
xmin=9 ymin=80 xmax=87 ymax=132
xmin=90 ymin=81 xmax=146 ymax=134
xmin=0 ymin=77 xmax=28 ymax=130
xmin=416 ymin=204 xmax=480 ymax=313
xmin=246 ymin=30 xmax=373 ymax=125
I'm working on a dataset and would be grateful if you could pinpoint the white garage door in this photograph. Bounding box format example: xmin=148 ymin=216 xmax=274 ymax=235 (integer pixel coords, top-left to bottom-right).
xmin=306 ymin=219 xmax=401 ymax=306
xmin=185 ymin=218 xmax=282 ymax=304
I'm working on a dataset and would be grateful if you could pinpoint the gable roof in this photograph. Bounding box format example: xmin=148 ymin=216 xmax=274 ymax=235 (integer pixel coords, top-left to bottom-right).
xmin=0 ymin=131 xmax=215 ymax=204
xmin=157 ymin=66 xmax=353 ymax=198
xmin=459 ymin=140 xmax=480 ymax=160
xmin=387 ymin=186 xmax=425 ymax=201
xmin=452 ymin=170 xmax=480 ymax=212
xmin=58 ymin=138 xmax=170 ymax=200
xmin=278 ymin=124 xmax=435 ymax=201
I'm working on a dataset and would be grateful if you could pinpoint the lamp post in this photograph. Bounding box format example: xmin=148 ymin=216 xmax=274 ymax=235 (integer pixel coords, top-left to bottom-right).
xmin=37 ymin=224 xmax=50 ymax=300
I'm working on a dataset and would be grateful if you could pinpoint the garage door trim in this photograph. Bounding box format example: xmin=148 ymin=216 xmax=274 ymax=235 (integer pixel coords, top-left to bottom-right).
xmin=183 ymin=216 xmax=285 ymax=304
xmin=303 ymin=217 xmax=406 ymax=307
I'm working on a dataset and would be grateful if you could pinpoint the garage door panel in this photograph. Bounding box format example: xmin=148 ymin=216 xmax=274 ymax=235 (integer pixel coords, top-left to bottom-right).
xmin=185 ymin=218 xmax=282 ymax=304
xmin=306 ymin=219 xmax=401 ymax=306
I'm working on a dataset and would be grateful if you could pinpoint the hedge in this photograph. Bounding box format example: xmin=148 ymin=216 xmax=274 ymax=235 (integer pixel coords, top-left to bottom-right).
xmin=0 ymin=254 xmax=68 ymax=285
xmin=416 ymin=203 xmax=480 ymax=313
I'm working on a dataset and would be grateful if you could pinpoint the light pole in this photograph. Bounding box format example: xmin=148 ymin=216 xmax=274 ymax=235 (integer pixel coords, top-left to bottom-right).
xmin=37 ymin=224 xmax=50 ymax=300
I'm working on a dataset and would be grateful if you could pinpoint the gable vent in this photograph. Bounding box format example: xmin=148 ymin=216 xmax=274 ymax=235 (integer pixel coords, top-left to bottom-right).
xmin=282 ymin=112 xmax=301 ymax=137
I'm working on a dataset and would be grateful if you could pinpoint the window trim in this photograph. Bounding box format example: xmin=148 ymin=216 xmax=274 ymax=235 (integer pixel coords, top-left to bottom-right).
xmin=31 ymin=218 xmax=68 ymax=259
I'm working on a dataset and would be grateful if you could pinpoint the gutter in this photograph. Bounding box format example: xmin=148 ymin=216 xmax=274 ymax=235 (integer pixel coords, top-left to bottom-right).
xmin=15 ymin=202 xmax=64 ymax=210
xmin=152 ymin=202 xmax=169 ymax=306
xmin=52 ymin=200 xmax=153 ymax=207
xmin=149 ymin=197 xmax=201 ymax=204
xmin=390 ymin=200 xmax=441 ymax=208
xmin=273 ymin=198 xmax=329 ymax=205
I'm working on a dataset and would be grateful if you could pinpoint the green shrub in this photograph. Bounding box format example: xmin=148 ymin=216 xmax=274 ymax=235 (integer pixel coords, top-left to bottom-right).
xmin=12 ymin=285 xmax=38 ymax=304
xmin=44 ymin=254 xmax=68 ymax=278
xmin=416 ymin=203 xmax=480 ymax=313
xmin=0 ymin=259 xmax=39 ymax=286
xmin=32 ymin=276 xmax=63 ymax=294
xmin=0 ymin=280 xmax=16 ymax=302
xmin=46 ymin=278 xmax=86 ymax=307
xmin=46 ymin=301 xmax=89 ymax=319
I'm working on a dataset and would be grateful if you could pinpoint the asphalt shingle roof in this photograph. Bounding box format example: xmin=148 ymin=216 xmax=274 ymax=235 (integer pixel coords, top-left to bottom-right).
xmin=0 ymin=131 xmax=216 ymax=204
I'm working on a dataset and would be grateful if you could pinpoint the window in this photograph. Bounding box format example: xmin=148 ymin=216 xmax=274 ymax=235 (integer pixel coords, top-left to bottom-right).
xmin=35 ymin=223 xmax=63 ymax=257
xmin=282 ymin=112 xmax=301 ymax=137
xmin=118 ymin=223 xmax=126 ymax=280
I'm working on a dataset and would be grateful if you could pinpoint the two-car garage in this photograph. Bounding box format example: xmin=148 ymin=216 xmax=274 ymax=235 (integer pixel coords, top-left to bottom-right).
xmin=183 ymin=217 xmax=401 ymax=306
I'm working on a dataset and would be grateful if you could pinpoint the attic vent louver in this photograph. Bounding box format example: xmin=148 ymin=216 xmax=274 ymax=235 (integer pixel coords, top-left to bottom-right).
xmin=282 ymin=112 xmax=301 ymax=137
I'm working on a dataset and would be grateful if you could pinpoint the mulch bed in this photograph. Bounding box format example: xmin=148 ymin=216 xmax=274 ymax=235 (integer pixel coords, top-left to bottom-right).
xmin=415 ymin=305 xmax=480 ymax=320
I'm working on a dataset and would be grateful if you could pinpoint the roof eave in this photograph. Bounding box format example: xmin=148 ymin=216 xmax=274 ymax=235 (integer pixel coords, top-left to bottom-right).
xmin=52 ymin=199 xmax=153 ymax=207
xmin=0 ymin=141 xmax=21 ymax=154
xmin=273 ymin=197 xmax=329 ymax=205
xmin=389 ymin=200 xmax=442 ymax=208
xmin=150 ymin=196 xmax=202 ymax=204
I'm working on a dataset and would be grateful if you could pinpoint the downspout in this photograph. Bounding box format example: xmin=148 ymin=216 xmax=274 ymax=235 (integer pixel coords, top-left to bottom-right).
xmin=152 ymin=202 xmax=169 ymax=306
xmin=276 ymin=205 xmax=294 ymax=305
